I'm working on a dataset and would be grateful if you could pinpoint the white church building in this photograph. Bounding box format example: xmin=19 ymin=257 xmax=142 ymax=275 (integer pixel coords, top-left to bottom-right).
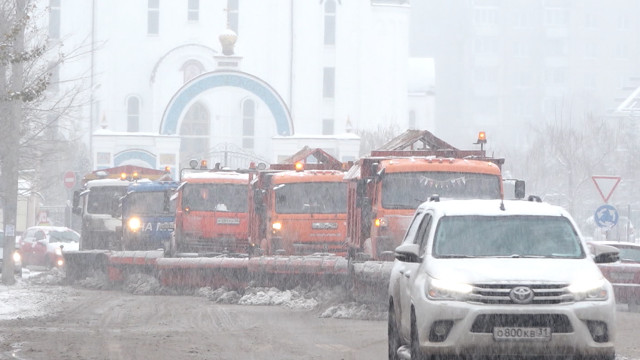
xmin=48 ymin=0 xmax=432 ymax=173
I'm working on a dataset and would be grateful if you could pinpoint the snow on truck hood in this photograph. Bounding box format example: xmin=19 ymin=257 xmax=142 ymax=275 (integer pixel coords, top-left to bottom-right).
xmin=426 ymin=257 xmax=604 ymax=285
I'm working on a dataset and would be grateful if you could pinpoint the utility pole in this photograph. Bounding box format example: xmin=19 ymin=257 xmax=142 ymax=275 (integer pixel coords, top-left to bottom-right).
xmin=2 ymin=0 xmax=26 ymax=285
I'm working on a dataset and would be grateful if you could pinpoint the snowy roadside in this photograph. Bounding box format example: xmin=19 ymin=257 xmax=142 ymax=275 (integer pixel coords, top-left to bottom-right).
xmin=0 ymin=268 xmax=75 ymax=321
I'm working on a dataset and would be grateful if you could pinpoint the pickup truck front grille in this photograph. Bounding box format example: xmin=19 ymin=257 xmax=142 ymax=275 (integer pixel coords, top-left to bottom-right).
xmin=468 ymin=283 xmax=574 ymax=304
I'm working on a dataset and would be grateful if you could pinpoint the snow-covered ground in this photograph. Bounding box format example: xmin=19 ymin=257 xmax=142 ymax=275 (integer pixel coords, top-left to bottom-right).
xmin=1 ymin=268 xmax=639 ymax=359
xmin=1 ymin=268 xmax=386 ymax=322
xmin=0 ymin=267 xmax=71 ymax=321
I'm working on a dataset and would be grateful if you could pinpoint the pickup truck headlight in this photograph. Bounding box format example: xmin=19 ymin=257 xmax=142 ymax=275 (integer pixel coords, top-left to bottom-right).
xmin=568 ymin=278 xmax=608 ymax=301
xmin=55 ymin=247 xmax=63 ymax=256
xmin=426 ymin=277 xmax=473 ymax=301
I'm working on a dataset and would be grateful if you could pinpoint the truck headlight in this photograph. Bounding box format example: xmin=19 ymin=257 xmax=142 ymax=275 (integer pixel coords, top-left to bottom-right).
xmin=55 ymin=247 xmax=63 ymax=256
xmin=272 ymin=222 xmax=282 ymax=231
xmin=128 ymin=217 xmax=142 ymax=232
xmin=12 ymin=251 xmax=21 ymax=264
xmin=568 ymin=278 xmax=608 ymax=301
xmin=426 ymin=277 xmax=473 ymax=301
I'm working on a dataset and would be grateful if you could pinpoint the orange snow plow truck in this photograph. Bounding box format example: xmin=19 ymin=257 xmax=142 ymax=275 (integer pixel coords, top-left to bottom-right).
xmin=249 ymin=148 xmax=348 ymax=256
xmin=345 ymin=130 xmax=525 ymax=261
xmin=169 ymin=162 xmax=252 ymax=257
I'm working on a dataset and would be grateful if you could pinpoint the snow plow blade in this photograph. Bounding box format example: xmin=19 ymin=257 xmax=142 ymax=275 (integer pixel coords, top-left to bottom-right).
xmin=64 ymin=250 xmax=393 ymax=306
xmin=63 ymin=250 xmax=111 ymax=282
xmin=350 ymin=261 xmax=394 ymax=304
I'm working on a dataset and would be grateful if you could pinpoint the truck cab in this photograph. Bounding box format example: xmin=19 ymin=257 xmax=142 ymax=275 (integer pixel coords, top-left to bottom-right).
xmin=250 ymin=167 xmax=347 ymax=255
xmin=170 ymin=170 xmax=251 ymax=256
xmin=345 ymin=130 xmax=524 ymax=261
xmin=119 ymin=180 xmax=178 ymax=251
xmin=72 ymin=166 xmax=172 ymax=250
xmin=73 ymin=178 xmax=132 ymax=250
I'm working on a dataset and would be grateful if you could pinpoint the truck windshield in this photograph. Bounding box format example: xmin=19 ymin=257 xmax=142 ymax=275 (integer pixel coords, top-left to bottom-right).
xmin=87 ymin=186 xmax=128 ymax=215
xmin=125 ymin=191 xmax=173 ymax=215
xmin=381 ymin=172 xmax=501 ymax=209
xmin=433 ymin=216 xmax=585 ymax=259
xmin=275 ymin=182 xmax=347 ymax=214
xmin=182 ymin=183 xmax=247 ymax=212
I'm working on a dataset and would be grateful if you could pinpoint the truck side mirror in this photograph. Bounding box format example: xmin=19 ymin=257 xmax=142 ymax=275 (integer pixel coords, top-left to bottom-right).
xmin=514 ymin=180 xmax=526 ymax=199
xmin=111 ymin=196 xmax=122 ymax=218
xmin=72 ymin=191 xmax=82 ymax=215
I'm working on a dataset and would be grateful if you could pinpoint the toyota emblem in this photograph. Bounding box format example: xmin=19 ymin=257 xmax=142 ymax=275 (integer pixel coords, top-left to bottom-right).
xmin=509 ymin=286 xmax=534 ymax=304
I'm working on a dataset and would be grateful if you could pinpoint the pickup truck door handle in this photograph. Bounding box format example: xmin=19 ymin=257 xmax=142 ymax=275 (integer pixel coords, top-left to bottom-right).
xmin=400 ymin=270 xmax=411 ymax=278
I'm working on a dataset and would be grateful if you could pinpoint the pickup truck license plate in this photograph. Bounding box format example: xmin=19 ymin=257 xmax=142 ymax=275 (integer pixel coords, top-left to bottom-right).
xmin=493 ymin=327 xmax=551 ymax=341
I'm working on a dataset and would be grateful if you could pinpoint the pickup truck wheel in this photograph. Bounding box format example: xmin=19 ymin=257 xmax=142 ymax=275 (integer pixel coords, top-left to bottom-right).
xmin=410 ymin=309 xmax=426 ymax=360
xmin=388 ymin=300 xmax=400 ymax=360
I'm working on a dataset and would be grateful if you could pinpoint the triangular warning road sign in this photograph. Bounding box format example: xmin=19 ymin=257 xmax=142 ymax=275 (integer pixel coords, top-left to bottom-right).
xmin=591 ymin=175 xmax=621 ymax=203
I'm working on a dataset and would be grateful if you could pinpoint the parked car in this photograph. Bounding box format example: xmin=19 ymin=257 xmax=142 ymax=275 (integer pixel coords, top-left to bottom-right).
xmin=388 ymin=197 xmax=617 ymax=360
xmin=590 ymin=240 xmax=640 ymax=312
xmin=0 ymin=230 xmax=22 ymax=276
xmin=18 ymin=226 xmax=80 ymax=269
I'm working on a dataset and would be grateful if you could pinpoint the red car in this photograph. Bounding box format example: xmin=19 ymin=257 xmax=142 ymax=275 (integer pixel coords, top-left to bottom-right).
xmin=591 ymin=241 xmax=640 ymax=312
xmin=18 ymin=226 xmax=80 ymax=269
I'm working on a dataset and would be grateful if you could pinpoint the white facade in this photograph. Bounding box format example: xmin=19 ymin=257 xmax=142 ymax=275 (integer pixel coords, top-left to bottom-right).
xmin=50 ymin=0 xmax=413 ymax=172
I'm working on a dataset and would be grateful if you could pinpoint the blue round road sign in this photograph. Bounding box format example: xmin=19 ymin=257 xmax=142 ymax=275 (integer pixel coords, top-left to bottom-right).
xmin=594 ymin=204 xmax=618 ymax=228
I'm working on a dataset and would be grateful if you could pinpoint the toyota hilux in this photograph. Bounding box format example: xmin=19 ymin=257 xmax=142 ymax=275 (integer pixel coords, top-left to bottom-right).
xmin=388 ymin=197 xmax=617 ymax=360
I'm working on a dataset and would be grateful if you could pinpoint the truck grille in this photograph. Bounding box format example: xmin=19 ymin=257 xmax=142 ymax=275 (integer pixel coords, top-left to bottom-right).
xmin=468 ymin=283 xmax=574 ymax=304
xmin=471 ymin=314 xmax=573 ymax=333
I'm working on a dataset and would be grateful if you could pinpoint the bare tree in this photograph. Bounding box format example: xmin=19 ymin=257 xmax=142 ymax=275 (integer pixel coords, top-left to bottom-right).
xmin=521 ymin=114 xmax=621 ymax=228
xmin=1 ymin=0 xmax=89 ymax=284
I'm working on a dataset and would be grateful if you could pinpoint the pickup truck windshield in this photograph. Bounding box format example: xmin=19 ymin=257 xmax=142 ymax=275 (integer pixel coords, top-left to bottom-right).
xmin=275 ymin=182 xmax=347 ymax=214
xmin=381 ymin=172 xmax=501 ymax=209
xmin=125 ymin=191 xmax=173 ymax=215
xmin=433 ymin=215 xmax=585 ymax=258
xmin=182 ymin=183 xmax=248 ymax=212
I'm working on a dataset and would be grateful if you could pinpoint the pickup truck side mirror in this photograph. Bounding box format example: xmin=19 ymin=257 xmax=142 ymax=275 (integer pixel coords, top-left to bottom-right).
xmin=394 ymin=243 xmax=421 ymax=263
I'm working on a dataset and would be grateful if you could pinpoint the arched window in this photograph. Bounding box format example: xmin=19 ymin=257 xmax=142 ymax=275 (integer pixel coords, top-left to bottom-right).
xmin=127 ymin=96 xmax=141 ymax=132
xmin=227 ymin=0 xmax=239 ymax=33
xmin=242 ymin=99 xmax=255 ymax=149
xmin=324 ymin=0 xmax=336 ymax=45
xmin=182 ymin=60 xmax=205 ymax=83
xmin=180 ymin=102 xmax=210 ymax=167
